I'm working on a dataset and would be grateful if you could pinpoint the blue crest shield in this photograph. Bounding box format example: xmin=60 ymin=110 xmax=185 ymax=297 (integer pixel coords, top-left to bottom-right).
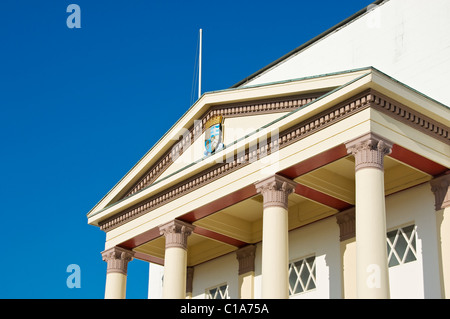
xmin=204 ymin=123 xmax=223 ymax=155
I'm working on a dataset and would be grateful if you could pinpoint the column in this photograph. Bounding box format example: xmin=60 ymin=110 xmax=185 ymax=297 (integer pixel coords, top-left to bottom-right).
xmin=236 ymin=245 xmax=256 ymax=299
xmin=255 ymin=175 xmax=296 ymax=299
xmin=159 ymin=219 xmax=195 ymax=299
xmin=336 ymin=208 xmax=356 ymax=298
xmin=346 ymin=132 xmax=392 ymax=299
xmin=102 ymin=246 xmax=135 ymax=299
xmin=430 ymin=172 xmax=450 ymax=298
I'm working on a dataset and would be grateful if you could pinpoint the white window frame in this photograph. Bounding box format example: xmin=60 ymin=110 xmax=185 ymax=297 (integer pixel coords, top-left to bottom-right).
xmin=386 ymin=224 xmax=418 ymax=268
xmin=288 ymin=255 xmax=316 ymax=296
xmin=205 ymin=282 xmax=229 ymax=299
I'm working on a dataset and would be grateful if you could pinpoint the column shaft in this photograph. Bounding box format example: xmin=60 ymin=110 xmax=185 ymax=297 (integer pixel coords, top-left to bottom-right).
xmin=255 ymin=175 xmax=296 ymax=299
xmin=105 ymin=273 xmax=127 ymax=299
xmin=346 ymin=132 xmax=392 ymax=299
xmin=163 ymin=247 xmax=188 ymax=299
xmin=159 ymin=219 xmax=195 ymax=299
xmin=101 ymin=246 xmax=134 ymax=299
xmin=262 ymin=206 xmax=289 ymax=298
xmin=355 ymin=167 xmax=389 ymax=298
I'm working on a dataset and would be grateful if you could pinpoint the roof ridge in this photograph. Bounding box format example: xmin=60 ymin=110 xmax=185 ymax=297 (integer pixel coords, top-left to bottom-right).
xmin=230 ymin=0 xmax=388 ymax=88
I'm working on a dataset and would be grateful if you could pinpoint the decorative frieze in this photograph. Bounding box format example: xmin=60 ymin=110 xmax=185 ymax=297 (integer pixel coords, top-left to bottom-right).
xmin=369 ymin=91 xmax=449 ymax=144
xmin=236 ymin=245 xmax=256 ymax=275
xmin=122 ymin=92 xmax=323 ymax=198
xmin=335 ymin=208 xmax=356 ymax=241
xmin=159 ymin=220 xmax=195 ymax=250
xmin=208 ymin=93 xmax=322 ymax=119
xmin=99 ymin=162 xmax=242 ymax=232
xmin=345 ymin=132 xmax=393 ymax=172
xmin=101 ymin=246 xmax=135 ymax=275
xmin=254 ymin=175 xmax=296 ymax=210
xmin=124 ymin=150 xmax=173 ymax=198
xmin=430 ymin=172 xmax=450 ymax=210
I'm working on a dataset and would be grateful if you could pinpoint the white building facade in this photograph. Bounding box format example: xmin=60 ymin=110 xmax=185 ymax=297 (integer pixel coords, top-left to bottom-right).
xmin=88 ymin=0 xmax=450 ymax=299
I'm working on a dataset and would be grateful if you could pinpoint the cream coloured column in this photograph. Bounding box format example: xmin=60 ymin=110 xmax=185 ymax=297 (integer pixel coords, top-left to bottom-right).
xmin=159 ymin=220 xmax=195 ymax=299
xmin=430 ymin=172 xmax=450 ymax=298
xmin=101 ymin=246 xmax=135 ymax=299
xmin=255 ymin=175 xmax=296 ymax=299
xmin=346 ymin=133 xmax=392 ymax=299
xmin=236 ymin=245 xmax=256 ymax=299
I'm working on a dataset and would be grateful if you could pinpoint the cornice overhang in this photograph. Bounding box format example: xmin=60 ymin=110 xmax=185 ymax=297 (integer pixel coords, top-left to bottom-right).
xmin=87 ymin=67 xmax=449 ymax=227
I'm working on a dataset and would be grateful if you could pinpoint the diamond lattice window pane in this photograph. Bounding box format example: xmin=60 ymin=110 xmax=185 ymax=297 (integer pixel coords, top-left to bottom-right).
xmin=289 ymin=266 xmax=300 ymax=294
xmin=395 ymin=232 xmax=408 ymax=258
xmin=288 ymin=256 xmax=316 ymax=296
xmin=305 ymin=257 xmax=316 ymax=290
xmin=404 ymin=247 xmax=416 ymax=263
xmin=208 ymin=288 xmax=217 ymax=299
xmin=218 ymin=285 xmax=228 ymax=299
xmin=300 ymin=266 xmax=310 ymax=290
xmin=388 ymin=252 xmax=400 ymax=267
xmin=386 ymin=225 xmax=417 ymax=268
xmin=206 ymin=284 xmax=228 ymax=299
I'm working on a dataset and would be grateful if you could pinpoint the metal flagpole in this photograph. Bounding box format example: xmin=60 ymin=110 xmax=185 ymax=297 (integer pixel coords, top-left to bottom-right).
xmin=198 ymin=28 xmax=202 ymax=99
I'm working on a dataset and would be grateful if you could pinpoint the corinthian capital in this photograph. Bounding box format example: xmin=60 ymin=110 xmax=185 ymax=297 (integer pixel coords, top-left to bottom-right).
xmin=255 ymin=175 xmax=297 ymax=210
xmin=159 ymin=220 xmax=195 ymax=250
xmin=430 ymin=172 xmax=450 ymax=210
xmin=101 ymin=246 xmax=135 ymax=275
xmin=236 ymin=245 xmax=256 ymax=275
xmin=345 ymin=133 xmax=393 ymax=172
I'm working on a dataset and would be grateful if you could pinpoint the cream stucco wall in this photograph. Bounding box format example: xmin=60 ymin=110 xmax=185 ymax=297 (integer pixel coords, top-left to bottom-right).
xmin=191 ymin=251 xmax=240 ymax=299
xmin=385 ymin=182 xmax=441 ymax=298
xmin=286 ymin=217 xmax=341 ymax=299
xmin=222 ymin=112 xmax=290 ymax=147
xmin=242 ymin=0 xmax=450 ymax=107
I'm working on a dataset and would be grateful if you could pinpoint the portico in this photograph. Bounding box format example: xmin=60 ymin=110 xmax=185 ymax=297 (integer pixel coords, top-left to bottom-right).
xmin=89 ymin=67 xmax=449 ymax=299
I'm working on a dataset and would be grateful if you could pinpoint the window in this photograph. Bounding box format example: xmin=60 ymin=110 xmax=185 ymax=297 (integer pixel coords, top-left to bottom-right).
xmin=206 ymin=283 xmax=229 ymax=299
xmin=387 ymin=224 xmax=417 ymax=267
xmin=288 ymin=256 xmax=316 ymax=296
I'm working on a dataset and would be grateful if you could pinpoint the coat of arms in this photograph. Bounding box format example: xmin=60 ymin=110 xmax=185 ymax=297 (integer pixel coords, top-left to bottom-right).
xmin=204 ymin=115 xmax=224 ymax=156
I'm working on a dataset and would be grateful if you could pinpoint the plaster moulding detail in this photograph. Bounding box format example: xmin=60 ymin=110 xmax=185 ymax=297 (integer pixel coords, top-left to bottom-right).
xmin=101 ymin=246 xmax=135 ymax=275
xmin=430 ymin=172 xmax=450 ymax=210
xmin=345 ymin=132 xmax=393 ymax=172
xmin=335 ymin=208 xmax=356 ymax=241
xmin=122 ymin=93 xmax=324 ymax=199
xmin=254 ymin=175 xmax=297 ymax=210
xmin=236 ymin=245 xmax=257 ymax=275
xmin=159 ymin=219 xmax=195 ymax=250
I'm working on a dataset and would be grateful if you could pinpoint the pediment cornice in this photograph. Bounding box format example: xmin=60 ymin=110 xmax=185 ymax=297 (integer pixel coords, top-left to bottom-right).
xmin=122 ymin=91 xmax=326 ymax=199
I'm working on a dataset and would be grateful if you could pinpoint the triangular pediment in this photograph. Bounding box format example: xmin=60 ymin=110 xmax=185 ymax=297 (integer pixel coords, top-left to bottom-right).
xmin=121 ymin=91 xmax=327 ymax=199
xmin=87 ymin=67 xmax=379 ymax=221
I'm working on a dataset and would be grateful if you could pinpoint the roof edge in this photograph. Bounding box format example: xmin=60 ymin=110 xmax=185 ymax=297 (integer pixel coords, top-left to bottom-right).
xmin=230 ymin=0 xmax=388 ymax=88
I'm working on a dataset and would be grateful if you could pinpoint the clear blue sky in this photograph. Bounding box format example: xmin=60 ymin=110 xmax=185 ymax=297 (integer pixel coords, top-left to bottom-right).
xmin=0 ymin=0 xmax=374 ymax=298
